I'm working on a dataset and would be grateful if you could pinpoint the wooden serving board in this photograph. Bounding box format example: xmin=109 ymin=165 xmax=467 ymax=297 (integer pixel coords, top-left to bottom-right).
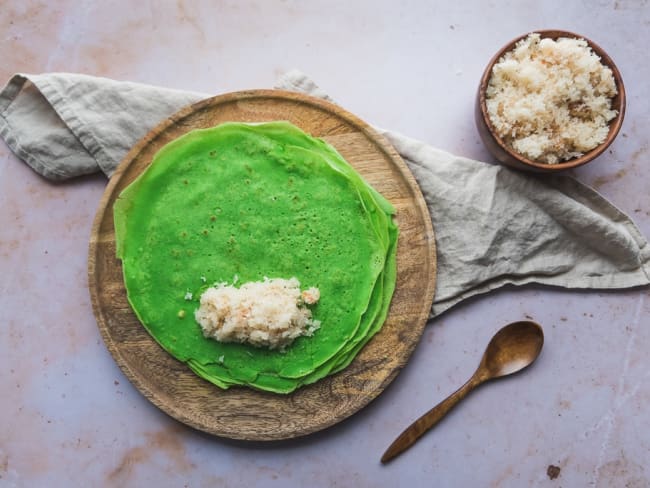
xmin=88 ymin=90 xmax=436 ymax=441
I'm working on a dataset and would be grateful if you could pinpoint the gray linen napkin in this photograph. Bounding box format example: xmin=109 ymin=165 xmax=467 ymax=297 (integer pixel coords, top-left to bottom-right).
xmin=1 ymin=71 xmax=648 ymax=316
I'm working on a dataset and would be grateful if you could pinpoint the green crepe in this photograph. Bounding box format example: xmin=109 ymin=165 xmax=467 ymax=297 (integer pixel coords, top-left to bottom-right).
xmin=114 ymin=122 xmax=398 ymax=393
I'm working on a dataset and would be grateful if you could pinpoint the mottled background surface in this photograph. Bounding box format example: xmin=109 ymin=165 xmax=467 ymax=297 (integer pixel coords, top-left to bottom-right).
xmin=1 ymin=1 xmax=649 ymax=487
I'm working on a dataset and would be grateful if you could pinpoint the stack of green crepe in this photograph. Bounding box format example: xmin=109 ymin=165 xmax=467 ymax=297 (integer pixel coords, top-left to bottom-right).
xmin=114 ymin=121 xmax=398 ymax=393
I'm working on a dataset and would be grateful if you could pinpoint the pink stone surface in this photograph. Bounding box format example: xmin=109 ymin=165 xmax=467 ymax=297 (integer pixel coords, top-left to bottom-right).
xmin=1 ymin=2 xmax=649 ymax=487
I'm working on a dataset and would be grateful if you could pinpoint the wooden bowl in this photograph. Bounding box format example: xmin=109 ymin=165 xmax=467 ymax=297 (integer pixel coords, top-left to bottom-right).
xmin=475 ymin=30 xmax=626 ymax=172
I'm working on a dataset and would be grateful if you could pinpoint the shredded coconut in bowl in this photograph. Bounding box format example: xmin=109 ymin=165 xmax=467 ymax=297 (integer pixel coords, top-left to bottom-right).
xmin=194 ymin=277 xmax=320 ymax=351
xmin=486 ymin=33 xmax=618 ymax=164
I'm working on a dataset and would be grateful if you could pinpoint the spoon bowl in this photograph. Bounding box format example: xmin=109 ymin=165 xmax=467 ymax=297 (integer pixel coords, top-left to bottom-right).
xmin=480 ymin=321 xmax=544 ymax=378
xmin=381 ymin=320 xmax=544 ymax=464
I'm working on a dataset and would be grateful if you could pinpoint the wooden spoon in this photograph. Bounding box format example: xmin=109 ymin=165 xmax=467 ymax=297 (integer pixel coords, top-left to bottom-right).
xmin=381 ymin=320 xmax=544 ymax=464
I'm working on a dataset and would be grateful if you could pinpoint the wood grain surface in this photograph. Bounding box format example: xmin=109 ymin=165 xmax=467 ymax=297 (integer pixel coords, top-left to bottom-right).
xmin=88 ymin=90 xmax=437 ymax=441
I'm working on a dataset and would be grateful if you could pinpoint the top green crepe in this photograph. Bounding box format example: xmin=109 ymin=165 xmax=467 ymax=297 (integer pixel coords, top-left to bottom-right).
xmin=114 ymin=121 xmax=398 ymax=393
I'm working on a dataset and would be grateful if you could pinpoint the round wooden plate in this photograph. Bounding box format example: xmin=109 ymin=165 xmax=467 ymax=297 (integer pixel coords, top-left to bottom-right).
xmin=88 ymin=89 xmax=436 ymax=441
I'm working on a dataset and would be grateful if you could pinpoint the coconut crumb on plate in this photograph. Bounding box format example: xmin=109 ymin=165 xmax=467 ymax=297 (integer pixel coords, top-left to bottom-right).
xmin=194 ymin=277 xmax=320 ymax=351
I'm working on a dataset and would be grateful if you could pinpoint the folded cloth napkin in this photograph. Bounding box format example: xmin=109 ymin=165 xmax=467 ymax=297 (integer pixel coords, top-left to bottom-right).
xmin=1 ymin=71 xmax=648 ymax=316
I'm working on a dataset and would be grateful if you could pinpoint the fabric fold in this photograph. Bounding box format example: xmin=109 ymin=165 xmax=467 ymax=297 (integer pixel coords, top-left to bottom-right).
xmin=0 ymin=70 xmax=648 ymax=316
xmin=0 ymin=73 xmax=203 ymax=179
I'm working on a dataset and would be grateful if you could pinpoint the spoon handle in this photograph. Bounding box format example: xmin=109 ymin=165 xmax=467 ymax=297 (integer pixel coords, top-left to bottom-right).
xmin=381 ymin=375 xmax=482 ymax=463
